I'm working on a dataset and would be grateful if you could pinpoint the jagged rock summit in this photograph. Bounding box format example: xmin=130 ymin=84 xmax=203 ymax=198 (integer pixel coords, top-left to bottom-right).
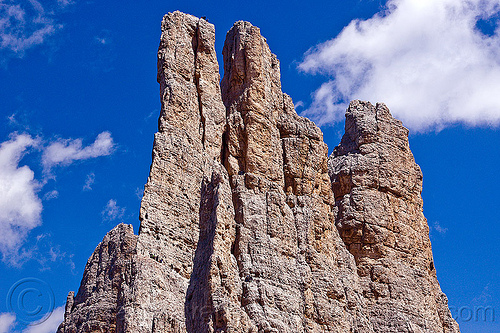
xmin=58 ymin=11 xmax=460 ymax=333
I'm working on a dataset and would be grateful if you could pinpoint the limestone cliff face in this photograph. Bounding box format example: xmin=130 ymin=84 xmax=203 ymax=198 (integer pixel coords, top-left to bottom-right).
xmin=329 ymin=101 xmax=460 ymax=332
xmin=59 ymin=224 xmax=137 ymax=332
xmin=57 ymin=11 xmax=459 ymax=333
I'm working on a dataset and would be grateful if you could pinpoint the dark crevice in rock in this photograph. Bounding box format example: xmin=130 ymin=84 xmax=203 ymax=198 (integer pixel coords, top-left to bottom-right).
xmin=220 ymin=125 xmax=230 ymax=173
xmin=193 ymin=21 xmax=206 ymax=149
xmin=185 ymin=174 xmax=218 ymax=333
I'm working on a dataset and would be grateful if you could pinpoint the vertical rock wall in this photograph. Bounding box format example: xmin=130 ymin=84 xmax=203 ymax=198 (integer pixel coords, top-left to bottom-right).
xmin=57 ymin=11 xmax=459 ymax=333
xmin=127 ymin=11 xmax=228 ymax=332
xmin=221 ymin=21 xmax=373 ymax=333
xmin=329 ymin=101 xmax=460 ymax=332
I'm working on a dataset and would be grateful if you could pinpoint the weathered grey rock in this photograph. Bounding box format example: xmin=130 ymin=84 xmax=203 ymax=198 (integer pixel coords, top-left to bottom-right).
xmin=57 ymin=223 xmax=137 ymax=332
xmin=220 ymin=21 xmax=373 ymax=332
xmin=58 ymin=11 xmax=459 ymax=333
xmin=329 ymin=100 xmax=460 ymax=332
xmin=125 ymin=11 xmax=230 ymax=332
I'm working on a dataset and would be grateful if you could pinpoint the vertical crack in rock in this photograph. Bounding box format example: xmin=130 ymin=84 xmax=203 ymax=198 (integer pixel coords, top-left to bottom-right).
xmin=220 ymin=21 xmax=374 ymax=332
xmin=125 ymin=12 xmax=213 ymax=332
xmin=58 ymin=11 xmax=460 ymax=333
xmin=329 ymin=100 xmax=460 ymax=332
xmin=193 ymin=19 xmax=206 ymax=150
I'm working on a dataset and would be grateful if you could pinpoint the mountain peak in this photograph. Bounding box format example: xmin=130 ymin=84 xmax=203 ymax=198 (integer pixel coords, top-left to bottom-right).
xmin=57 ymin=12 xmax=459 ymax=333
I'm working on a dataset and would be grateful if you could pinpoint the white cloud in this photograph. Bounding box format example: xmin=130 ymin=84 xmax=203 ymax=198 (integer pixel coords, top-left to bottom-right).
xmin=82 ymin=172 xmax=94 ymax=191
xmin=0 ymin=133 xmax=42 ymax=263
xmin=101 ymin=199 xmax=125 ymax=222
xmin=0 ymin=305 xmax=64 ymax=333
xmin=21 ymin=305 xmax=64 ymax=333
xmin=299 ymin=0 xmax=500 ymax=132
xmin=0 ymin=131 xmax=114 ymax=266
xmin=42 ymin=132 xmax=114 ymax=173
xmin=0 ymin=313 xmax=16 ymax=333
xmin=293 ymin=101 xmax=304 ymax=109
xmin=0 ymin=0 xmax=61 ymax=56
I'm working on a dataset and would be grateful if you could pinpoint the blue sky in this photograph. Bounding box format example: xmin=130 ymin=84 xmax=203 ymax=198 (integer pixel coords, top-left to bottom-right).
xmin=0 ymin=0 xmax=499 ymax=332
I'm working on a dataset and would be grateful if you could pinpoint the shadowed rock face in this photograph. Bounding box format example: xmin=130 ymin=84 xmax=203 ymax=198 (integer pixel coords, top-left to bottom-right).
xmin=57 ymin=11 xmax=459 ymax=333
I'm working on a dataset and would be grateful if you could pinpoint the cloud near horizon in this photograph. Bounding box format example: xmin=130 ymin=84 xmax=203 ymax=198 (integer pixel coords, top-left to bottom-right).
xmin=0 ymin=131 xmax=115 ymax=265
xmin=0 ymin=313 xmax=16 ymax=333
xmin=21 ymin=306 xmax=64 ymax=333
xmin=299 ymin=0 xmax=500 ymax=132
xmin=0 ymin=306 xmax=64 ymax=333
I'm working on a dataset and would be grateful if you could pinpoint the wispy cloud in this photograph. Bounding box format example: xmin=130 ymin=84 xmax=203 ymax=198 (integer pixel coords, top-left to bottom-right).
xmin=0 ymin=305 xmax=65 ymax=333
xmin=33 ymin=233 xmax=75 ymax=272
xmin=56 ymin=0 xmax=74 ymax=8
xmin=94 ymin=29 xmax=111 ymax=45
xmin=21 ymin=306 xmax=64 ymax=333
xmin=0 ymin=313 xmax=16 ymax=333
xmin=293 ymin=101 xmax=304 ymax=110
xmin=144 ymin=109 xmax=157 ymax=122
xmin=42 ymin=131 xmax=115 ymax=174
xmin=42 ymin=189 xmax=58 ymax=200
xmin=88 ymin=29 xmax=115 ymax=72
xmin=101 ymin=199 xmax=125 ymax=222
xmin=0 ymin=131 xmax=114 ymax=266
xmin=299 ymin=0 xmax=500 ymax=132
xmin=0 ymin=133 xmax=42 ymax=264
xmin=82 ymin=172 xmax=95 ymax=191
xmin=0 ymin=0 xmax=61 ymax=57
xmin=135 ymin=187 xmax=144 ymax=200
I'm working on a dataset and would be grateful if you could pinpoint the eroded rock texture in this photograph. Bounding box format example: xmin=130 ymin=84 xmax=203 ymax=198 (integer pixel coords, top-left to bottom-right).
xmin=220 ymin=21 xmax=373 ymax=332
xmin=328 ymin=101 xmax=460 ymax=333
xmin=58 ymin=224 xmax=138 ymax=332
xmin=58 ymin=11 xmax=459 ymax=333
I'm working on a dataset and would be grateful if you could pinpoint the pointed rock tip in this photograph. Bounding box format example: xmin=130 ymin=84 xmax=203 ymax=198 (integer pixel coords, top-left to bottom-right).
xmin=231 ymin=20 xmax=254 ymax=29
xmin=108 ymin=222 xmax=135 ymax=235
xmin=342 ymin=100 xmax=408 ymax=147
xmin=347 ymin=100 xmax=393 ymax=119
xmin=162 ymin=10 xmax=198 ymax=21
xmin=227 ymin=20 xmax=264 ymax=38
xmin=161 ymin=11 xmax=215 ymax=29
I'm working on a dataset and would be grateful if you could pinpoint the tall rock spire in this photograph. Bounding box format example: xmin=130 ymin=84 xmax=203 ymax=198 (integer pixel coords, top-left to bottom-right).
xmin=58 ymin=12 xmax=459 ymax=333
xmin=329 ymin=100 xmax=460 ymax=332
xmin=58 ymin=11 xmax=235 ymax=332
xmin=220 ymin=21 xmax=374 ymax=332
xmin=131 ymin=11 xmax=228 ymax=331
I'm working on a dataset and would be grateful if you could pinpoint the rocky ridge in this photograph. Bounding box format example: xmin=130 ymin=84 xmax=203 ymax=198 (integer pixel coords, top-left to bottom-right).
xmin=57 ymin=11 xmax=460 ymax=333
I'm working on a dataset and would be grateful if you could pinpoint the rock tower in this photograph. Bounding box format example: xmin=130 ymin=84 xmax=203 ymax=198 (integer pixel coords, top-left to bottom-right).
xmin=57 ymin=11 xmax=460 ymax=333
